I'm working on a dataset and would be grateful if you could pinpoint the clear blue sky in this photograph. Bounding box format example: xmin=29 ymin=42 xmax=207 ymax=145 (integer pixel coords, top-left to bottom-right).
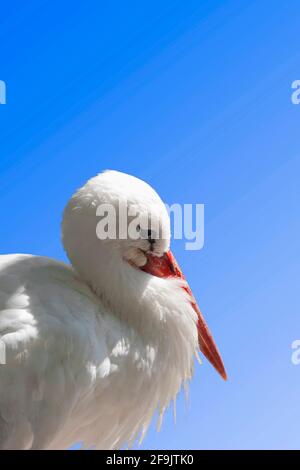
xmin=1 ymin=0 xmax=300 ymax=450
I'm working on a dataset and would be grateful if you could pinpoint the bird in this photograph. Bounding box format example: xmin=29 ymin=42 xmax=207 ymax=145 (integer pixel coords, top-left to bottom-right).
xmin=0 ymin=170 xmax=226 ymax=450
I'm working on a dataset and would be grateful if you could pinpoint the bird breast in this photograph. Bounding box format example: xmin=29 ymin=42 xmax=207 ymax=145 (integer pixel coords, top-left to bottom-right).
xmin=0 ymin=255 xmax=198 ymax=449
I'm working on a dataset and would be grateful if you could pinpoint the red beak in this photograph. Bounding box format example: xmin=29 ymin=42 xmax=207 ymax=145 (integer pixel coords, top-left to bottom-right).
xmin=141 ymin=250 xmax=227 ymax=381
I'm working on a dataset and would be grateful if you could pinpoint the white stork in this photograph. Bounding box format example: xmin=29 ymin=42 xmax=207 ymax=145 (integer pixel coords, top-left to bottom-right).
xmin=0 ymin=170 xmax=226 ymax=449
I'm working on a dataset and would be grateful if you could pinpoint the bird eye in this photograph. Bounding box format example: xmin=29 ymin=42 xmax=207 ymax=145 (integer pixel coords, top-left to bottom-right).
xmin=136 ymin=224 xmax=141 ymax=232
xmin=147 ymin=229 xmax=157 ymax=241
xmin=139 ymin=228 xmax=157 ymax=241
xmin=147 ymin=229 xmax=154 ymax=240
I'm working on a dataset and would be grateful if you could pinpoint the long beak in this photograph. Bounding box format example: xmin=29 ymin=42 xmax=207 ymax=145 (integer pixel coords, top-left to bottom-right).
xmin=141 ymin=250 xmax=227 ymax=381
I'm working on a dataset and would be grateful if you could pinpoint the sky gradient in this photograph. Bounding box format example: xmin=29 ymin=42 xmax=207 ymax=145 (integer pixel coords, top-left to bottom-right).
xmin=1 ymin=0 xmax=300 ymax=449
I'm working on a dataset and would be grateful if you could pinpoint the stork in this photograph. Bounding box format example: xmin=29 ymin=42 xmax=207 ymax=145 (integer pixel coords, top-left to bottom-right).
xmin=0 ymin=170 xmax=226 ymax=449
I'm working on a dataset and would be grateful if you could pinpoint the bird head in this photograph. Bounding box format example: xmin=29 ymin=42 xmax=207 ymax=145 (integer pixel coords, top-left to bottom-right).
xmin=62 ymin=170 xmax=226 ymax=381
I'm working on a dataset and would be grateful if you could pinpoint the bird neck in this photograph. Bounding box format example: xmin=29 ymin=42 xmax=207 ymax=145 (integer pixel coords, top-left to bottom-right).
xmin=90 ymin=259 xmax=198 ymax=362
xmin=72 ymin=251 xmax=198 ymax=415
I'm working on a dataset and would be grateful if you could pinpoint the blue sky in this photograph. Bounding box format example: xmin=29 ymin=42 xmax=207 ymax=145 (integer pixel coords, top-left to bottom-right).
xmin=1 ymin=0 xmax=300 ymax=449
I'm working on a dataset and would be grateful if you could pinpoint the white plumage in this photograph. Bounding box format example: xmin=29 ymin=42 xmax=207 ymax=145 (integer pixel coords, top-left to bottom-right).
xmin=0 ymin=170 xmax=225 ymax=449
